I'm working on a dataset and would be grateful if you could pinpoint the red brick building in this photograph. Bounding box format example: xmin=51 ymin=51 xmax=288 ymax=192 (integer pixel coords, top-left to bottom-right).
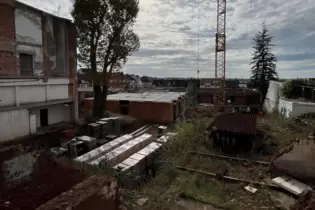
xmin=0 ymin=0 xmax=77 ymax=142
xmin=84 ymin=92 xmax=187 ymax=124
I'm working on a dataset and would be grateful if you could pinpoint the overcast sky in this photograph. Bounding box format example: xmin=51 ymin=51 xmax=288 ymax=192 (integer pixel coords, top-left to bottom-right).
xmin=21 ymin=0 xmax=315 ymax=78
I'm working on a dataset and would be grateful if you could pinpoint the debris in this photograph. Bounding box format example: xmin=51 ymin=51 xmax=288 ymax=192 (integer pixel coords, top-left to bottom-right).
xmin=136 ymin=197 xmax=148 ymax=206
xmin=271 ymin=140 xmax=315 ymax=183
xmin=291 ymin=190 xmax=315 ymax=210
xmin=269 ymin=191 xmax=296 ymax=210
xmin=244 ymin=186 xmax=258 ymax=193
xmin=189 ymin=151 xmax=270 ymax=166
xmin=176 ymin=166 xmax=279 ymax=188
xmin=271 ymin=176 xmax=313 ymax=196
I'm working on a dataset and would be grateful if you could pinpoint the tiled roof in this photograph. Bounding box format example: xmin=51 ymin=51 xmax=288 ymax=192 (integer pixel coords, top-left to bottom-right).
xmin=213 ymin=112 xmax=257 ymax=135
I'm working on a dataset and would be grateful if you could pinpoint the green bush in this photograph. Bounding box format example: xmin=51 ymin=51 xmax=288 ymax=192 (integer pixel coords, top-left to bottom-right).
xmin=281 ymin=80 xmax=294 ymax=98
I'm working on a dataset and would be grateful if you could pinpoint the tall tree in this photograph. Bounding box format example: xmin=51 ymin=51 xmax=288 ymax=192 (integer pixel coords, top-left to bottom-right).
xmin=250 ymin=23 xmax=278 ymax=107
xmin=72 ymin=0 xmax=140 ymax=118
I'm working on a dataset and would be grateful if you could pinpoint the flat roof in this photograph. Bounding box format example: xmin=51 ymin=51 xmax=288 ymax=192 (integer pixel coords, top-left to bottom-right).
xmin=98 ymin=92 xmax=187 ymax=103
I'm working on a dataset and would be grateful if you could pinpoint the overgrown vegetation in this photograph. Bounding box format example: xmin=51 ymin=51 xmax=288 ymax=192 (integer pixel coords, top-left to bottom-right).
xmin=121 ymin=113 xmax=315 ymax=210
xmin=250 ymin=23 xmax=278 ymax=107
xmin=72 ymin=0 xmax=140 ymax=118
xmin=281 ymin=79 xmax=295 ymax=99
xmin=122 ymin=118 xmax=211 ymax=209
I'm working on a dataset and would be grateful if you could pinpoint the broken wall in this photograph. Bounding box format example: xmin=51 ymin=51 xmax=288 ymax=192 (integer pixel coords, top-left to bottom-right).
xmin=15 ymin=5 xmax=43 ymax=76
xmin=43 ymin=15 xmax=68 ymax=77
xmin=36 ymin=176 xmax=121 ymax=210
xmin=0 ymin=1 xmax=17 ymax=76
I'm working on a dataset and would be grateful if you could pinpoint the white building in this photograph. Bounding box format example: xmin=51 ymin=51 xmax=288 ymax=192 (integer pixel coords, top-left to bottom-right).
xmin=264 ymin=80 xmax=315 ymax=118
xmin=0 ymin=1 xmax=78 ymax=142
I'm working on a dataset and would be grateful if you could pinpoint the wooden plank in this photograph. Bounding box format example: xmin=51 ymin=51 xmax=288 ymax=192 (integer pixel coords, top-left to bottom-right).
xmin=176 ymin=166 xmax=279 ymax=188
xmin=189 ymin=151 xmax=270 ymax=166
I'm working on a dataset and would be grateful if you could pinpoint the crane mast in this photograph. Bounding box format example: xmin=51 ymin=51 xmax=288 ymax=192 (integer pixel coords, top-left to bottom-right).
xmin=214 ymin=0 xmax=226 ymax=113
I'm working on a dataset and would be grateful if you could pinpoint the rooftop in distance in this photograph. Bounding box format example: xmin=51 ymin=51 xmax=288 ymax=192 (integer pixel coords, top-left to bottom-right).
xmin=86 ymin=91 xmax=187 ymax=103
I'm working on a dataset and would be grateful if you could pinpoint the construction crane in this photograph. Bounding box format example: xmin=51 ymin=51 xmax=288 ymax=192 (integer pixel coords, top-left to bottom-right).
xmin=214 ymin=0 xmax=227 ymax=114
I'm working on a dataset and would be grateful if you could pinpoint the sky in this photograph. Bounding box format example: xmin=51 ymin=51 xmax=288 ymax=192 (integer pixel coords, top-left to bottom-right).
xmin=21 ymin=0 xmax=315 ymax=78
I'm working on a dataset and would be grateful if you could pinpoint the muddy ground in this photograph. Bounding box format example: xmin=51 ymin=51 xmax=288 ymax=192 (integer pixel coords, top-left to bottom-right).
xmin=0 ymin=153 xmax=86 ymax=210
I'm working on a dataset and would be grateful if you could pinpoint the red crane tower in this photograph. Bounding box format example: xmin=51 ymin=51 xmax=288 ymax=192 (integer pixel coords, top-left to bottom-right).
xmin=214 ymin=0 xmax=227 ymax=113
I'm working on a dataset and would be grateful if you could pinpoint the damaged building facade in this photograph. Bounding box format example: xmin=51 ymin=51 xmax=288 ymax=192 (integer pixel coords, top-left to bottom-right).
xmin=0 ymin=0 xmax=77 ymax=142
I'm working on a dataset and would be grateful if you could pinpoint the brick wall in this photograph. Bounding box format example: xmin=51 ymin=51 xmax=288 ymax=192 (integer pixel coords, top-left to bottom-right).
xmin=36 ymin=176 xmax=121 ymax=210
xmin=84 ymin=98 xmax=175 ymax=124
xmin=0 ymin=0 xmax=17 ymax=76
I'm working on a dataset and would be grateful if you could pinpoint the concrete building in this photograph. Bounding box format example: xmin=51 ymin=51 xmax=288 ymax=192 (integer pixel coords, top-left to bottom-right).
xmin=84 ymin=92 xmax=187 ymax=124
xmin=197 ymin=88 xmax=261 ymax=111
xmin=264 ymin=81 xmax=315 ymax=118
xmin=0 ymin=0 xmax=77 ymax=142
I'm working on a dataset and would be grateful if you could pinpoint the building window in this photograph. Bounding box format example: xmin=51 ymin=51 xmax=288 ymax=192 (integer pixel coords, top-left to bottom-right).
xmin=119 ymin=100 xmax=130 ymax=115
xmin=20 ymin=53 xmax=33 ymax=76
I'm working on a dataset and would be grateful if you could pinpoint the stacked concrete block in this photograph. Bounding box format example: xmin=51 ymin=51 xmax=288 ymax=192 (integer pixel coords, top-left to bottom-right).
xmin=89 ymin=133 xmax=153 ymax=167
xmin=112 ymin=117 xmax=121 ymax=136
xmin=74 ymin=134 xmax=134 ymax=163
xmin=100 ymin=117 xmax=114 ymax=135
xmin=114 ymin=142 xmax=162 ymax=174
xmin=100 ymin=117 xmax=121 ymax=137
xmin=77 ymin=135 xmax=97 ymax=151
xmin=96 ymin=121 xmax=108 ymax=138
xmin=88 ymin=123 xmax=101 ymax=139
xmin=157 ymin=125 xmax=167 ymax=137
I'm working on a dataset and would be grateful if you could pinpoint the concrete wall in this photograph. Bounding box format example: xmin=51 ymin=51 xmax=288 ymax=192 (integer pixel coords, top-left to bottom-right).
xmin=278 ymin=99 xmax=293 ymax=118
xmin=263 ymin=81 xmax=282 ymax=113
xmin=32 ymin=104 xmax=69 ymax=127
xmin=0 ymin=109 xmax=29 ymax=142
xmin=0 ymin=104 xmax=69 ymax=142
xmin=15 ymin=6 xmax=44 ymax=76
xmin=0 ymin=78 xmax=70 ymax=107
xmin=292 ymin=101 xmax=315 ymax=117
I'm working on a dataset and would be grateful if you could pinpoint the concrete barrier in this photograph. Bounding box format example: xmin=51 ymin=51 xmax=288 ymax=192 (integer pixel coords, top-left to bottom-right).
xmin=90 ymin=134 xmax=154 ymax=167
xmin=74 ymin=134 xmax=134 ymax=163
xmin=114 ymin=142 xmax=162 ymax=173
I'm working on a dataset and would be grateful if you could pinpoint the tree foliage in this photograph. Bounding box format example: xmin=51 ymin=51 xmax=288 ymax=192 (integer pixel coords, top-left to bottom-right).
xmin=281 ymin=80 xmax=294 ymax=99
xmin=72 ymin=0 xmax=140 ymax=118
xmin=250 ymin=23 xmax=278 ymax=106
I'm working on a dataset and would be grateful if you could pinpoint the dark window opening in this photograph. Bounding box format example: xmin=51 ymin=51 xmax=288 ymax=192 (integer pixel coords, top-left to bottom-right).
xmin=173 ymin=103 xmax=176 ymax=121
xmin=119 ymin=100 xmax=130 ymax=115
xmin=230 ymin=96 xmax=236 ymax=103
xmin=20 ymin=53 xmax=33 ymax=76
xmin=120 ymin=106 xmax=129 ymax=115
xmin=40 ymin=108 xmax=48 ymax=126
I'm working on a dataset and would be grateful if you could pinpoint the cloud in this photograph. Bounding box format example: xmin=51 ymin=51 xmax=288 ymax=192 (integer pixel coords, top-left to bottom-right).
xmin=21 ymin=0 xmax=315 ymax=78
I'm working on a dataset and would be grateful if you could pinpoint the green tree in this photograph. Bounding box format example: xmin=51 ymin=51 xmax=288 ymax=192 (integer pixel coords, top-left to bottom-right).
xmin=250 ymin=23 xmax=278 ymax=107
xmin=72 ymin=0 xmax=140 ymax=118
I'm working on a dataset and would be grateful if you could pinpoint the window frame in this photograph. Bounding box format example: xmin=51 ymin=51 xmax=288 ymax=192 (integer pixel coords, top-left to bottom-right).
xmin=19 ymin=52 xmax=34 ymax=77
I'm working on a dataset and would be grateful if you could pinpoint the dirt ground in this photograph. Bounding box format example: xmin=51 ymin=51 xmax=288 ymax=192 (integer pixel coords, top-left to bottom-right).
xmin=0 ymin=153 xmax=86 ymax=210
